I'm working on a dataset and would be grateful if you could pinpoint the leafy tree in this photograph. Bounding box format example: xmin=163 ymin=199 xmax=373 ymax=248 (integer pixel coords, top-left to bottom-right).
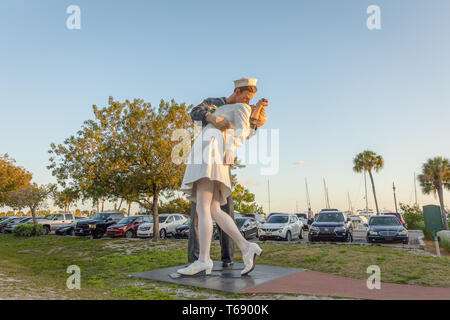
xmin=0 ymin=154 xmax=32 ymax=205
xmin=232 ymin=184 xmax=264 ymax=214
xmin=417 ymin=157 xmax=449 ymax=230
xmin=54 ymin=187 xmax=80 ymax=212
xmin=353 ymin=150 xmax=384 ymax=215
xmin=49 ymin=97 xmax=193 ymax=241
xmin=6 ymin=183 xmax=57 ymax=235
xmin=159 ymin=197 xmax=190 ymax=215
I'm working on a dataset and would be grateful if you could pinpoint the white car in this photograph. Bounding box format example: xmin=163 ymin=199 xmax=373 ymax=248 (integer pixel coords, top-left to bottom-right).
xmin=295 ymin=213 xmax=309 ymax=230
xmin=258 ymin=213 xmax=303 ymax=241
xmin=137 ymin=213 xmax=188 ymax=239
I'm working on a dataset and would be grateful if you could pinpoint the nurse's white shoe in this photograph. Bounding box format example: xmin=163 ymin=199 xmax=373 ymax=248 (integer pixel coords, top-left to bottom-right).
xmin=177 ymin=259 xmax=214 ymax=276
xmin=241 ymin=243 xmax=263 ymax=276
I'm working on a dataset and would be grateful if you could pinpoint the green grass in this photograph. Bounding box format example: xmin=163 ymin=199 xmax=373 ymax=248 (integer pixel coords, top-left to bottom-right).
xmin=0 ymin=234 xmax=449 ymax=299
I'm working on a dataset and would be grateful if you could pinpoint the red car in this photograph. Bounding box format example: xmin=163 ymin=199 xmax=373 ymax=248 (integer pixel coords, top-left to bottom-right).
xmin=382 ymin=212 xmax=406 ymax=227
xmin=106 ymin=215 xmax=152 ymax=238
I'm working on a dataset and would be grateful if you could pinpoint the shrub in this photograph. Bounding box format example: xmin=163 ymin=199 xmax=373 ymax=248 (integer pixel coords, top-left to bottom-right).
xmin=415 ymin=221 xmax=433 ymax=240
xmin=400 ymin=203 xmax=423 ymax=230
xmin=13 ymin=223 xmax=44 ymax=237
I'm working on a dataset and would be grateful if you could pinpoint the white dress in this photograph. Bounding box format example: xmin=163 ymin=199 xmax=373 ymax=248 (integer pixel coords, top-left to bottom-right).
xmin=180 ymin=103 xmax=253 ymax=205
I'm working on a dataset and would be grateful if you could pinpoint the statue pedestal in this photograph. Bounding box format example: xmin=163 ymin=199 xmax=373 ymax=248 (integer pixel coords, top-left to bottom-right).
xmin=132 ymin=261 xmax=303 ymax=294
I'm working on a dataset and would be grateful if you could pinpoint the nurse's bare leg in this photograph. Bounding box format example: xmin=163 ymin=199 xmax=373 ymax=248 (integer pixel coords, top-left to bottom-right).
xmin=195 ymin=178 xmax=215 ymax=263
xmin=210 ymin=183 xmax=250 ymax=254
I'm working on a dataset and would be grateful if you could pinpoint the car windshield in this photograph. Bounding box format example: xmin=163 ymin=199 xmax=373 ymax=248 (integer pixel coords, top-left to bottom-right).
xmin=316 ymin=212 xmax=345 ymax=222
xmin=370 ymin=217 xmax=400 ymax=226
xmin=159 ymin=216 xmax=168 ymax=223
xmin=91 ymin=213 xmax=109 ymax=220
xmin=117 ymin=217 xmax=136 ymax=225
xmin=296 ymin=214 xmax=307 ymax=219
xmin=44 ymin=214 xmax=57 ymax=220
xmin=267 ymin=215 xmax=289 ymax=223
xmin=235 ymin=218 xmax=248 ymax=228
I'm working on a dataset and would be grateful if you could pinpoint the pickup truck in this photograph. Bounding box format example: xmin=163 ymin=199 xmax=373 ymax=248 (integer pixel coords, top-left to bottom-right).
xmin=37 ymin=213 xmax=75 ymax=235
xmin=75 ymin=212 xmax=125 ymax=239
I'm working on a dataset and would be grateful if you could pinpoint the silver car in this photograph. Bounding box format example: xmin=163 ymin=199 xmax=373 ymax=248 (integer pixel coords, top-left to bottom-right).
xmin=258 ymin=213 xmax=303 ymax=241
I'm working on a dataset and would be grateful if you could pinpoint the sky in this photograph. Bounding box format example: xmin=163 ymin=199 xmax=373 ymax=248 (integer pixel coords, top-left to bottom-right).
xmin=1 ymin=0 xmax=449 ymax=214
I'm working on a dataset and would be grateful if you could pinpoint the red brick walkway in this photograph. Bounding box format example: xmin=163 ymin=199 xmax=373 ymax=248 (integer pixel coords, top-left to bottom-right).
xmin=239 ymin=270 xmax=450 ymax=300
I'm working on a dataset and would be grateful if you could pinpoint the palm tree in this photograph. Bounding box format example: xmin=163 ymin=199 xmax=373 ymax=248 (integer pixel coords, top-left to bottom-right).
xmin=417 ymin=157 xmax=450 ymax=230
xmin=353 ymin=150 xmax=384 ymax=215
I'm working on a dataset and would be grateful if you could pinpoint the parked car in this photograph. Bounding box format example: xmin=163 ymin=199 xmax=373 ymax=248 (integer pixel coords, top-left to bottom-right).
xmin=75 ymin=212 xmax=125 ymax=238
xmin=259 ymin=213 xmax=303 ymax=241
xmin=3 ymin=217 xmax=33 ymax=233
xmin=382 ymin=212 xmax=406 ymax=227
xmin=295 ymin=213 xmax=309 ymax=230
xmin=37 ymin=213 xmax=75 ymax=235
xmin=55 ymin=219 xmax=89 ymax=236
xmin=348 ymin=215 xmax=368 ymax=230
xmin=244 ymin=213 xmax=266 ymax=225
xmin=235 ymin=217 xmax=259 ymax=239
xmin=308 ymin=210 xmax=352 ymax=242
xmin=174 ymin=218 xmax=191 ymax=239
xmin=137 ymin=213 xmax=188 ymax=239
xmin=367 ymin=215 xmax=408 ymax=244
xmin=0 ymin=217 xmax=23 ymax=233
xmin=1 ymin=217 xmax=29 ymax=232
xmin=106 ymin=215 xmax=152 ymax=238
xmin=266 ymin=212 xmax=286 ymax=221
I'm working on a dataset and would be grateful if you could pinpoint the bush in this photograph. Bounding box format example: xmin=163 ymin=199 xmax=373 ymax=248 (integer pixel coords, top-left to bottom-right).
xmin=13 ymin=223 xmax=44 ymax=237
xmin=400 ymin=203 xmax=423 ymax=230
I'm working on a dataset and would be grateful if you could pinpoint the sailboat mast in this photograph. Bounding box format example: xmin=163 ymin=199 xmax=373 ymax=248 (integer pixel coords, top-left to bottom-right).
xmin=305 ymin=178 xmax=312 ymax=218
xmin=348 ymin=192 xmax=353 ymax=213
xmin=323 ymin=179 xmax=330 ymax=209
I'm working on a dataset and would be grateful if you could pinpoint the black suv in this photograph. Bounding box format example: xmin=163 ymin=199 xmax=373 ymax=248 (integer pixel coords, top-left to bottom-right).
xmin=308 ymin=210 xmax=353 ymax=242
xmin=75 ymin=212 xmax=124 ymax=239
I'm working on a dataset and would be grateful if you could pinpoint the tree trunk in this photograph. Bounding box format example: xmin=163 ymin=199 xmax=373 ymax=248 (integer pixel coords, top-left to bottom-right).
xmin=127 ymin=203 xmax=131 ymax=217
xmin=438 ymin=180 xmax=449 ymax=230
xmin=118 ymin=198 xmax=123 ymax=210
xmin=31 ymin=207 xmax=40 ymax=236
xmin=368 ymin=170 xmax=380 ymax=215
xmin=152 ymin=184 xmax=160 ymax=242
xmin=101 ymin=197 xmax=105 ymax=212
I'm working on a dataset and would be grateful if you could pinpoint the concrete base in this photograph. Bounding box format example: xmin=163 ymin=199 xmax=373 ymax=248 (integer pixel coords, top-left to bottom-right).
xmin=131 ymin=261 xmax=305 ymax=294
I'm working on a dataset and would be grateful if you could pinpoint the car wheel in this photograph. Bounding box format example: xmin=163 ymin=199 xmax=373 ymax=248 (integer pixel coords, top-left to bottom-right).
xmin=285 ymin=231 xmax=292 ymax=242
xmin=160 ymin=229 xmax=166 ymax=239
xmin=125 ymin=230 xmax=134 ymax=239
xmin=92 ymin=231 xmax=103 ymax=239
xmin=259 ymin=236 xmax=266 ymax=241
xmin=403 ymin=239 xmax=408 ymax=245
xmin=299 ymin=229 xmax=304 ymax=239
xmin=44 ymin=226 xmax=50 ymax=235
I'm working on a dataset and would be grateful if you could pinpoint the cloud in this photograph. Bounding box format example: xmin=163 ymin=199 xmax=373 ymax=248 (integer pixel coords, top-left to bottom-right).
xmin=293 ymin=160 xmax=306 ymax=166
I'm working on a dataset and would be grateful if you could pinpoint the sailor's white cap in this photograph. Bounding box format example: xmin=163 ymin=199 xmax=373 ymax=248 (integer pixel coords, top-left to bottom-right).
xmin=233 ymin=77 xmax=258 ymax=88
